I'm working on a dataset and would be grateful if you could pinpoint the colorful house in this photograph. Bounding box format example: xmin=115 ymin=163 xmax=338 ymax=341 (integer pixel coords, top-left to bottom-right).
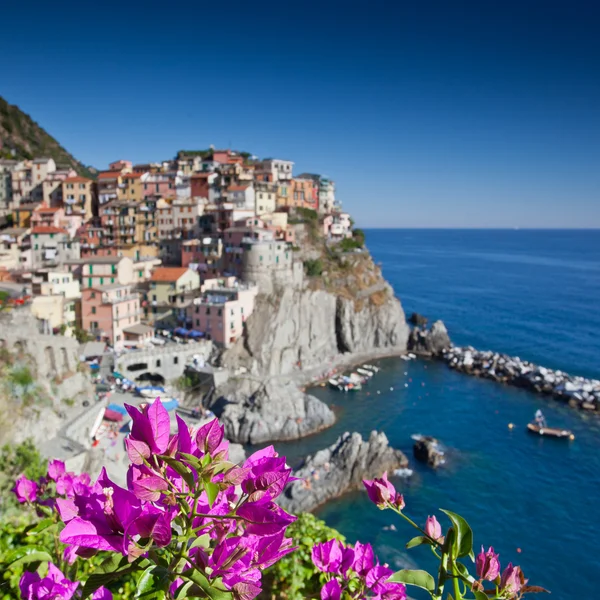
xmin=62 ymin=176 xmax=96 ymax=219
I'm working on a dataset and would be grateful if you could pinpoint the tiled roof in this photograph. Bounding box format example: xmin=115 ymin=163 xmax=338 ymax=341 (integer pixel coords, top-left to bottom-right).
xmin=31 ymin=226 xmax=68 ymax=235
xmin=64 ymin=176 xmax=91 ymax=183
xmin=228 ymin=185 xmax=249 ymax=192
xmin=123 ymin=172 xmax=143 ymax=179
xmin=150 ymin=267 xmax=190 ymax=282
xmin=35 ymin=206 xmax=61 ymax=213
xmin=98 ymin=171 xmax=121 ymax=180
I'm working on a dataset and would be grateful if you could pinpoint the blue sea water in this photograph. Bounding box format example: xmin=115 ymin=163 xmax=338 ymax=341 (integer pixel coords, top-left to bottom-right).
xmin=274 ymin=230 xmax=600 ymax=600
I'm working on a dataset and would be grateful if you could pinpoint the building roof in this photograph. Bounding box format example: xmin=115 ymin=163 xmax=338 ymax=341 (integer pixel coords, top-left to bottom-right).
xmin=64 ymin=176 xmax=91 ymax=183
xmin=98 ymin=171 xmax=120 ymax=180
xmin=228 ymin=185 xmax=250 ymax=192
xmin=124 ymin=323 xmax=154 ymax=336
xmin=150 ymin=267 xmax=190 ymax=282
xmin=66 ymin=256 xmax=121 ymax=265
xmin=15 ymin=202 xmax=39 ymax=211
xmin=80 ymin=341 xmax=107 ymax=358
xmin=123 ymin=172 xmax=143 ymax=179
xmin=35 ymin=206 xmax=61 ymax=213
xmin=31 ymin=226 xmax=68 ymax=235
xmin=32 ymin=158 xmax=53 ymax=164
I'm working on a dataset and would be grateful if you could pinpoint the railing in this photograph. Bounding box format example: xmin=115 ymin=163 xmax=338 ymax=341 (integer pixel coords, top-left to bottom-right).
xmin=101 ymin=293 xmax=140 ymax=304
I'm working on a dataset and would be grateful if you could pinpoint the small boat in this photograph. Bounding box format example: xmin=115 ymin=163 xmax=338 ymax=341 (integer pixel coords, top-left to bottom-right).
xmin=356 ymin=368 xmax=374 ymax=378
xmin=363 ymin=364 xmax=379 ymax=373
xmin=527 ymin=423 xmax=575 ymax=440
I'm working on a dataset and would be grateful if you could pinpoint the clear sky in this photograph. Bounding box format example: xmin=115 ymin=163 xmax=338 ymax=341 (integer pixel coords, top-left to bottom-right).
xmin=1 ymin=0 xmax=599 ymax=227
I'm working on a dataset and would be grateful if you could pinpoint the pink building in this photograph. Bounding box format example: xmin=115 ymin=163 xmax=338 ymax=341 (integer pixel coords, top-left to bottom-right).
xmin=186 ymin=282 xmax=258 ymax=347
xmin=31 ymin=205 xmax=64 ymax=228
xmin=109 ymin=160 xmax=133 ymax=172
xmin=323 ymin=212 xmax=352 ymax=239
xmin=141 ymin=173 xmax=176 ymax=198
xmin=181 ymin=237 xmax=223 ymax=272
xmin=80 ymin=283 xmax=145 ymax=349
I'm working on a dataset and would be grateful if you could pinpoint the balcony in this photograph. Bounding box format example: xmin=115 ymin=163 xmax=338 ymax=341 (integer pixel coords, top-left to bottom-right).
xmin=102 ymin=293 xmax=140 ymax=304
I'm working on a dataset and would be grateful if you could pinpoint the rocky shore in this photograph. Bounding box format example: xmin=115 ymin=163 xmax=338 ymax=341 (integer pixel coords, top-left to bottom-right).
xmin=443 ymin=346 xmax=600 ymax=412
xmin=278 ymin=431 xmax=408 ymax=513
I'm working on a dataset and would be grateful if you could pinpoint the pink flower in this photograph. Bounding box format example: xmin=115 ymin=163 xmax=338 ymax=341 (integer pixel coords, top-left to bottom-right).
xmin=14 ymin=475 xmax=38 ymax=503
xmin=196 ymin=418 xmax=225 ymax=455
xmin=47 ymin=460 xmax=66 ymax=482
xmin=425 ymin=515 xmax=443 ymax=541
xmin=476 ymin=546 xmax=501 ymax=581
xmin=19 ymin=563 xmax=79 ymax=600
xmin=352 ymin=541 xmax=375 ymax=576
xmin=91 ymin=587 xmax=113 ymax=600
xmin=501 ymin=563 xmax=526 ymax=596
xmin=363 ymin=472 xmax=401 ymax=508
xmin=321 ymin=579 xmax=341 ymax=600
xmin=125 ymin=399 xmax=170 ymax=455
xmin=311 ymin=539 xmax=344 ymax=573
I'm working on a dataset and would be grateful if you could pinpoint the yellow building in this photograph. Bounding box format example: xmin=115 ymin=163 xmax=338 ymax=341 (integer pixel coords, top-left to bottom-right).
xmin=62 ymin=177 xmax=96 ymax=219
xmin=121 ymin=172 xmax=144 ymax=203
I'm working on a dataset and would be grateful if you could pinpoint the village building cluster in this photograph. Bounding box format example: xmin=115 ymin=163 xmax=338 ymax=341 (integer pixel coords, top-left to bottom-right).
xmin=0 ymin=149 xmax=351 ymax=349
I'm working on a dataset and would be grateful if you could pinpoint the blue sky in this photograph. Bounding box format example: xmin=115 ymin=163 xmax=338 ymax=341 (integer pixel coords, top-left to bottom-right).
xmin=1 ymin=0 xmax=599 ymax=227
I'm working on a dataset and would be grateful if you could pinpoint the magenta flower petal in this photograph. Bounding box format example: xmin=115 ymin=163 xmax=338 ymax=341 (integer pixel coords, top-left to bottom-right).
xmin=125 ymin=438 xmax=151 ymax=465
xmin=146 ymin=399 xmax=170 ymax=454
xmin=47 ymin=460 xmax=66 ymax=482
xmin=425 ymin=515 xmax=443 ymax=541
xmin=321 ymin=579 xmax=341 ymax=600
xmin=311 ymin=539 xmax=343 ymax=573
xmin=501 ymin=563 xmax=526 ymax=595
xmin=476 ymin=546 xmax=501 ymax=581
xmin=91 ymin=586 xmax=113 ymax=600
xmin=14 ymin=476 xmax=38 ymax=503
xmin=363 ymin=472 xmax=397 ymax=507
xmin=236 ymin=501 xmax=296 ymax=536
xmin=195 ymin=418 xmax=224 ymax=454
xmin=60 ymin=517 xmax=124 ymax=553
xmin=352 ymin=541 xmax=375 ymax=576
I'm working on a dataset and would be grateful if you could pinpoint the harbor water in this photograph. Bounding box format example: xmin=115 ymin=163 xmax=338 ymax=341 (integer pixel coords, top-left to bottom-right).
xmin=274 ymin=229 xmax=600 ymax=600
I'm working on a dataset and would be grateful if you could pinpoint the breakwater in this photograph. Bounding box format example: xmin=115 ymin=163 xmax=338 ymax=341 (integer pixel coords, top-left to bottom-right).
xmin=442 ymin=346 xmax=600 ymax=412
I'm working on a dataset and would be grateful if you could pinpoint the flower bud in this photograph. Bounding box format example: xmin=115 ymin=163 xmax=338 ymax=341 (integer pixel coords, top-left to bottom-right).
xmin=363 ymin=472 xmax=397 ymax=508
xmin=501 ymin=563 xmax=526 ymax=596
xmin=476 ymin=546 xmax=500 ymax=581
xmin=425 ymin=515 xmax=442 ymax=541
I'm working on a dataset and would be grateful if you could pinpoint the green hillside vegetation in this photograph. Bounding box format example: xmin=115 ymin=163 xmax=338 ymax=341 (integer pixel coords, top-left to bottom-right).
xmin=0 ymin=96 xmax=96 ymax=179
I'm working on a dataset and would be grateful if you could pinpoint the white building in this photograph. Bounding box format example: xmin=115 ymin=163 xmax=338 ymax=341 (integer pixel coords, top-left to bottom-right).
xmin=255 ymin=159 xmax=294 ymax=182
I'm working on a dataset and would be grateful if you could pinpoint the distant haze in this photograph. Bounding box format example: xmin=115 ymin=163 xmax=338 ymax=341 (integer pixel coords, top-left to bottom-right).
xmin=2 ymin=0 xmax=599 ymax=228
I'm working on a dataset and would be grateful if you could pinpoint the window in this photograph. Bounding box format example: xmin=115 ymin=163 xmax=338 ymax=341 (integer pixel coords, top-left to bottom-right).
xmin=173 ymin=356 xmax=178 ymax=364
xmin=79 ymin=183 xmax=85 ymax=190
xmin=259 ymin=255 xmax=263 ymax=262
xmin=217 ymin=308 xmax=222 ymax=316
xmin=35 ymin=244 xmax=38 ymax=250
xmin=230 ymin=322 xmax=234 ymax=329
xmin=91 ymin=307 xmax=96 ymax=314
xmin=100 ymin=278 xmax=104 ymax=285
xmin=116 ymin=335 xmax=121 ymax=342
xmin=206 ymin=307 xmax=211 ymax=315
xmin=111 ymin=278 xmax=115 ymax=284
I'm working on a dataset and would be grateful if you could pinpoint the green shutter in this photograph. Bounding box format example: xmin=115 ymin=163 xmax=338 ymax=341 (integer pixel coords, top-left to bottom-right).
xmin=100 ymin=277 xmax=104 ymax=285
xmin=111 ymin=277 xmax=115 ymax=284
xmin=88 ymin=278 xmax=92 ymax=287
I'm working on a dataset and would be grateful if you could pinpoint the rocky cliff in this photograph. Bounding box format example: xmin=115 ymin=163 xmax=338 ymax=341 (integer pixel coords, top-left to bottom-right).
xmin=279 ymin=431 xmax=409 ymax=513
xmin=208 ymin=378 xmax=335 ymax=444
xmin=222 ymin=284 xmax=409 ymax=377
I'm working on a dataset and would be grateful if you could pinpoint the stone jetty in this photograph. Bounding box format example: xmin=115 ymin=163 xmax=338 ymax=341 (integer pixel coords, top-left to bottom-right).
xmin=443 ymin=346 xmax=600 ymax=412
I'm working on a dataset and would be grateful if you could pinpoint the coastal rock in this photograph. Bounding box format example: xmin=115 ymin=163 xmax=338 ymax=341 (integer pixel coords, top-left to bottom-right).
xmin=413 ymin=435 xmax=446 ymax=468
xmin=208 ymin=378 xmax=335 ymax=444
xmin=409 ymin=312 xmax=428 ymax=327
xmin=443 ymin=346 xmax=600 ymax=413
xmin=221 ymin=285 xmax=409 ymax=376
xmin=279 ymin=431 xmax=408 ymax=513
xmin=407 ymin=320 xmax=452 ymax=356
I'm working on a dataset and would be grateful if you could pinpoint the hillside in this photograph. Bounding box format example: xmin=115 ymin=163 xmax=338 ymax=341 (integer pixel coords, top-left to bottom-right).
xmin=0 ymin=96 xmax=96 ymax=179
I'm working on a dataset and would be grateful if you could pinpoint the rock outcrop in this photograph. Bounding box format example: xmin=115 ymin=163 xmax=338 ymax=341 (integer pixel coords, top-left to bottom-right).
xmin=208 ymin=378 xmax=335 ymax=444
xmin=444 ymin=346 xmax=600 ymax=412
xmin=222 ymin=285 xmax=409 ymax=377
xmin=409 ymin=312 xmax=428 ymax=327
xmin=412 ymin=435 xmax=446 ymax=468
xmin=408 ymin=320 xmax=451 ymax=357
xmin=279 ymin=431 xmax=409 ymax=513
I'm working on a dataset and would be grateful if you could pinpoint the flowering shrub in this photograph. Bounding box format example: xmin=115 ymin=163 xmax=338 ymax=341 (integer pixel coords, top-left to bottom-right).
xmin=5 ymin=399 xmax=545 ymax=600
xmin=309 ymin=473 xmax=545 ymax=600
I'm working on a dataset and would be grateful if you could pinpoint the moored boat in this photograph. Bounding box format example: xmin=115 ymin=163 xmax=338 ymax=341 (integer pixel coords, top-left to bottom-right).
xmin=527 ymin=423 xmax=575 ymax=440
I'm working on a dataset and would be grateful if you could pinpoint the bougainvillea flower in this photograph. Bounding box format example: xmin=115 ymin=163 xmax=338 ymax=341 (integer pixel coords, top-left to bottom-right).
xmin=91 ymin=586 xmax=113 ymax=600
xmin=129 ymin=505 xmax=173 ymax=547
xmin=501 ymin=563 xmax=526 ymax=596
xmin=311 ymin=539 xmax=344 ymax=573
xmin=363 ymin=472 xmax=398 ymax=508
xmin=125 ymin=399 xmax=170 ymax=455
xmin=195 ymin=418 xmax=225 ymax=455
xmin=321 ymin=579 xmax=341 ymax=600
xmin=425 ymin=515 xmax=443 ymax=541
xmin=60 ymin=468 xmax=142 ymax=554
xmin=476 ymin=546 xmax=501 ymax=581
xmin=13 ymin=475 xmax=38 ymax=503
xmin=236 ymin=501 xmax=296 ymax=536
xmin=125 ymin=438 xmax=151 ymax=465
xmin=19 ymin=563 xmax=79 ymax=600
xmin=176 ymin=414 xmax=197 ymax=455
xmin=47 ymin=459 xmax=66 ymax=482
xmin=127 ymin=464 xmax=169 ymax=502
xmin=352 ymin=541 xmax=375 ymax=576
xmin=365 ymin=563 xmax=395 ymax=593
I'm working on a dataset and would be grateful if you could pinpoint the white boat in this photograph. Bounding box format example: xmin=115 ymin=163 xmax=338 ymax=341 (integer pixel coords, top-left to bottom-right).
xmin=363 ymin=364 xmax=380 ymax=373
xmin=356 ymin=368 xmax=374 ymax=378
xmin=408 ymin=353 xmax=417 ymax=359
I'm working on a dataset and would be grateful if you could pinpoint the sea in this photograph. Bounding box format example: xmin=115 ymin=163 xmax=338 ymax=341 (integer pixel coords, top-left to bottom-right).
xmin=273 ymin=230 xmax=600 ymax=600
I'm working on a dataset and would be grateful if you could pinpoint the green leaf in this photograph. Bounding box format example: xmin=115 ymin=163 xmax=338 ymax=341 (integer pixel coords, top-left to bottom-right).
xmin=440 ymin=509 xmax=473 ymax=559
xmin=5 ymin=547 xmax=52 ymax=569
xmin=179 ymin=452 xmax=204 ymax=470
xmin=182 ymin=569 xmax=233 ymax=600
xmin=174 ymin=581 xmax=194 ymax=599
xmin=161 ymin=456 xmax=196 ymax=489
xmin=81 ymin=556 xmax=148 ymax=598
xmin=136 ymin=566 xmax=170 ymax=600
xmin=204 ymin=481 xmax=219 ymax=508
xmin=189 ymin=534 xmax=211 ymax=551
xmin=406 ymin=535 xmax=432 ymax=549
xmin=388 ymin=569 xmax=435 ymax=593
xmin=472 ymin=591 xmax=488 ymax=600
xmin=26 ymin=518 xmax=55 ymax=536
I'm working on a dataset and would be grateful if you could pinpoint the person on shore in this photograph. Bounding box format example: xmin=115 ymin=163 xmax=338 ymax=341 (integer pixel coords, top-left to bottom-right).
xmin=535 ymin=409 xmax=547 ymax=428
